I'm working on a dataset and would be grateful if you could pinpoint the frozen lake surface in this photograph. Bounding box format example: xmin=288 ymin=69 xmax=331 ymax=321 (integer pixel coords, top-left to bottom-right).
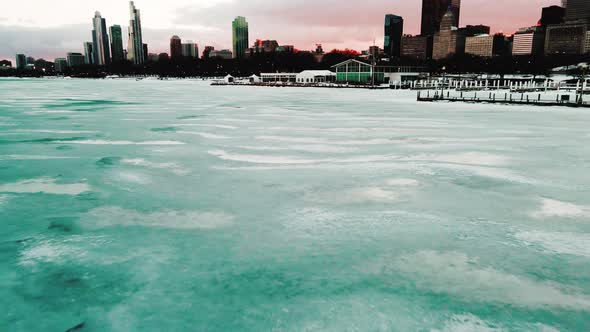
xmin=1 ymin=78 xmax=589 ymax=331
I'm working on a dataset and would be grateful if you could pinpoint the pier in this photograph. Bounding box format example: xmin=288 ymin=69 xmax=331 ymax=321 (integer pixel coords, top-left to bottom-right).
xmin=417 ymin=90 xmax=590 ymax=108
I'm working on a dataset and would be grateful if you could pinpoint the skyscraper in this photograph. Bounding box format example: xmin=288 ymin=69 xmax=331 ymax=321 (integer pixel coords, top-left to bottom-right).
xmin=110 ymin=25 xmax=124 ymax=62
xmin=182 ymin=41 xmax=199 ymax=59
xmin=84 ymin=42 xmax=94 ymax=65
xmin=170 ymin=36 xmax=182 ymax=58
xmin=67 ymin=53 xmax=85 ymax=67
xmin=92 ymin=11 xmax=111 ymax=65
xmin=15 ymin=54 xmax=26 ymax=70
xmin=232 ymin=16 xmax=249 ymax=59
xmin=432 ymin=9 xmax=465 ymax=59
xmin=421 ymin=0 xmax=461 ymax=36
xmin=541 ymin=6 xmax=565 ymax=27
xmin=565 ymin=0 xmax=590 ymax=22
xmin=128 ymin=1 xmax=145 ymax=65
xmin=384 ymin=14 xmax=404 ymax=57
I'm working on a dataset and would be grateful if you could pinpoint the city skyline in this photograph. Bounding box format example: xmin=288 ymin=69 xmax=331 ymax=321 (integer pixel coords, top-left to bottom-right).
xmin=0 ymin=0 xmax=561 ymax=63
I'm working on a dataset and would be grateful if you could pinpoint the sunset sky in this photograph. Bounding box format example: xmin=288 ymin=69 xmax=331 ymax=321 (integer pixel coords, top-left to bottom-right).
xmin=0 ymin=0 xmax=560 ymax=62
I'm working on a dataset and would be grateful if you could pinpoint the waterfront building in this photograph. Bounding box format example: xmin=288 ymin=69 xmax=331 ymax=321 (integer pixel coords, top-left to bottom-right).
xmin=181 ymin=41 xmax=199 ymax=58
xmin=384 ymin=14 xmax=404 ymax=57
xmin=66 ymin=53 xmax=85 ymax=67
xmin=260 ymin=73 xmax=297 ymax=83
xmin=465 ymin=34 xmax=506 ymax=57
xmin=421 ymin=0 xmax=461 ymax=36
xmin=541 ymin=6 xmax=566 ymax=27
xmin=128 ymin=1 xmax=145 ymax=65
xmin=26 ymin=57 xmax=35 ymax=65
xmin=0 ymin=60 xmax=12 ymax=68
xmin=565 ymin=0 xmax=590 ymax=22
xmin=545 ymin=22 xmax=588 ymax=55
xmin=209 ymin=49 xmax=233 ymax=59
xmin=84 ymin=42 xmax=94 ymax=64
xmin=432 ymin=9 xmax=465 ymax=60
xmin=54 ymin=58 xmax=68 ymax=72
xmin=295 ymin=70 xmax=336 ymax=84
xmin=232 ymin=16 xmax=249 ymax=59
xmin=170 ymin=35 xmax=182 ymax=59
xmin=16 ymin=54 xmax=26 ymax=69
xmin=401 ymin=35 xmax=431 ymax=59
xmin=332 ymin=59 xmax=427 ymax=84
xmin=109 ymin=25 xmax=124 ymax=62
xmin=92 ymin=11 xmax=111 ymax=65
xmin=202 ymin=46 xmax=214 ymax=59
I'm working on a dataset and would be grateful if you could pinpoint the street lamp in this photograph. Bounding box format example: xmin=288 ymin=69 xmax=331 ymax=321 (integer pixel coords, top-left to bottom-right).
xmin=577 ymin=63 xmax=588 ymax=105
xmin=440 ymin=66 xmax=446 ymax=99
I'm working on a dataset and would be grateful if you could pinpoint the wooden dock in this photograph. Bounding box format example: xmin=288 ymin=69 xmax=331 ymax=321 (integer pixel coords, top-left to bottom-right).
xmin=417 ymin=90 xmax=590 ymax=108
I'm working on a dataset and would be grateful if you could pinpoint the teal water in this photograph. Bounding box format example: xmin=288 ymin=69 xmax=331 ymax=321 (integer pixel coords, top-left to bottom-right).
xmin=1 ymin=78 xmax=589 ymax=331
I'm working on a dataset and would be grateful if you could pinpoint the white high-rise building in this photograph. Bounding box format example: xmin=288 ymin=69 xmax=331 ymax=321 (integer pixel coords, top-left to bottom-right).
xmin=92 ymin=11 xmax=111 ymax=65
xmin=128 ymin=1 xmax=145 ymax=65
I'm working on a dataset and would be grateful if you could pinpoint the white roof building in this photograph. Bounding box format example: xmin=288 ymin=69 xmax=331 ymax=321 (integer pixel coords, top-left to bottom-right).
xmin=296 ymin=70 xmax=336 ymax=83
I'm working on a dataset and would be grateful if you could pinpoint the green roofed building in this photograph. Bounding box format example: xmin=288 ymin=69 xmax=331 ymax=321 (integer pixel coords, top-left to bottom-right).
xmin=332 ymin=59 xmax=382 ymax=84
xmin=331 ymin=59 xmax=428 ymax=85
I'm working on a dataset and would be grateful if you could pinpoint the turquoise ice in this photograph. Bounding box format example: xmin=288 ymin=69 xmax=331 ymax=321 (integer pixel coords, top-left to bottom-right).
xmin=1 ymin=78 xmax=589 ymax=331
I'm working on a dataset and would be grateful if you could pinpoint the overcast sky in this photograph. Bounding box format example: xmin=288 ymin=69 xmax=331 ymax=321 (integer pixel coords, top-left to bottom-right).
xmin=0 ymin=0 xmax=560 ymax=62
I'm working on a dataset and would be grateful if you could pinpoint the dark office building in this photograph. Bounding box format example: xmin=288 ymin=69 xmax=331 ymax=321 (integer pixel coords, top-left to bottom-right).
xmin=461 ymin=25 xmax=491 ymax=37
xmin=16 ymin=54 xmax=26 ymax=69
xmin=384 ymin=14 xmax=404 ymax=57
xmin=421 ymin=0 xmax=461 ymax=36
xmin=202 ymin=46 xmax=214 ymax=59
xmin=565 ymin=0 xmax=590 ymax=22
xmin=143 ymin=43 xmax=149 ymax=62
xmin=401 ymin=35 xmax=431 ymax=59
xmin=541 ymin=6 xmax=566 ymax=27
xmin=109 ymin=25 xmax=124 ymax=62
xmin=170 ymin=35 xmax=182 ymax=59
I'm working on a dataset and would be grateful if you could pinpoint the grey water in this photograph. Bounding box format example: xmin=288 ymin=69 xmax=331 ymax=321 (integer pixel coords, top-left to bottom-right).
xmin=1 ymin=78 xmax=589 ymax=331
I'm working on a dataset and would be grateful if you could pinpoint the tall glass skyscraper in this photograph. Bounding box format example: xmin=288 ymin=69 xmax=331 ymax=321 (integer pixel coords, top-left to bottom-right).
xmin=420 ymin=0 xmax=461 ymax=36
xmin=170 ymin=36 xmax=183 ymax=59
xmin=84 ymin=42 xmax=94 ymax=65
xmin=128 ymin=1 xmax=145 ymax=65
xmin=565 ymin=0 xmax=590 ymax=22
xmin=384 ymin=15 xmax=404 ymax=57
xmin=92 ymin=11 xmax=111 ymax=66
xmin=110 ymin=25 xmax=125 ymax=62
xmin=232 ymin=16 xmax=249 ymax=59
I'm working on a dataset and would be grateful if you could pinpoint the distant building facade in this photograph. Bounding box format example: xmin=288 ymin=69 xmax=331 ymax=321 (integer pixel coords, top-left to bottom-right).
xmin=84 ymin=42 xmax=94 ymax=65
xmin=545 ymin=22 xmax=588 ymax=55
xmin=202 ymin=46 xmax=215 ymax=59
xmin=565 ymin=0 xmax=590 ymax=22
xmin=16 ymin=54 xmax=26 ymax=69
xmin=109 ymin=25 xmax=125 ymax=62
xmin=384 ymin=14 xmax=404 ymax=57
xmin=401 ymin=35 xmax=430 ymax=59
xmin=182 ymin=41 xmax=199 ymax=58
xmin=54 ymin=58 xmax=68 ymax=72
xmin=421 ymin=0 xmax=461 ymax=36
xmin=464 ymin=34 xmax=506 ymax=57
xmin=170 ymin=35 xmax=182 ymax=58
xmin=232 ymin=16 xmax=249 ymax=59
xmin=128 ymin=1 xmax=145 ymax=65
xmin=66 ymin=53 xmax=85 ymax=67
xmin=541 ymin=6 xmax=566 ymax=27
xmin=513 ymin=26 xmax=546 ymax=56
xmin=92 ymin=11 xmax=111 ymax=65
xmin=432 ymin=9 xmax=465 ymax=60
xmin=209 ymin=49 xmax=233 ymax=60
